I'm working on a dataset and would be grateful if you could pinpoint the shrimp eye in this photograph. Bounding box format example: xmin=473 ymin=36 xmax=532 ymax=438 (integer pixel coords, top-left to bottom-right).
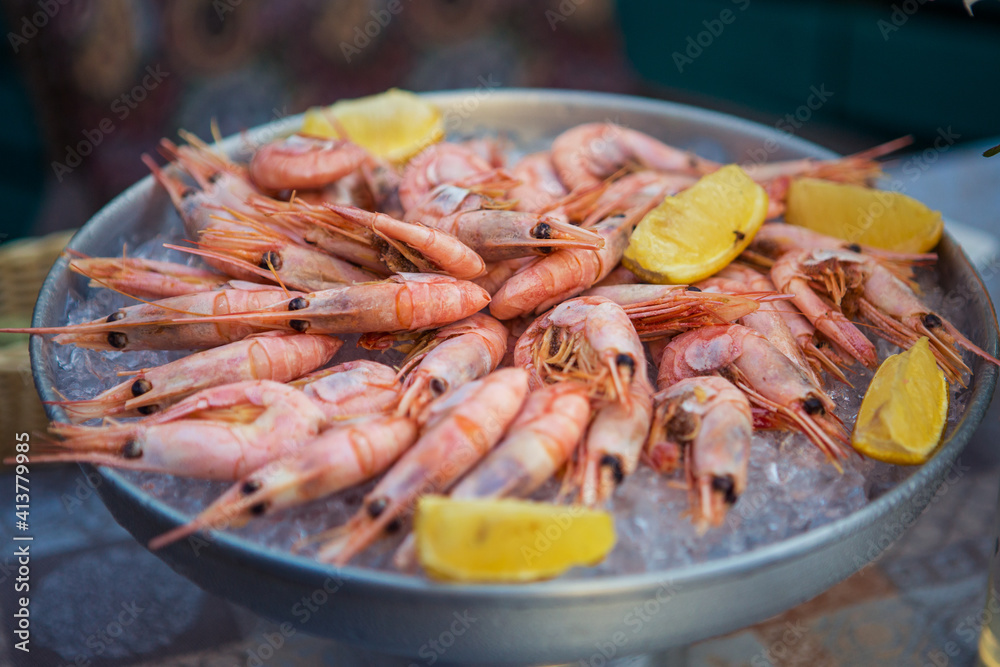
xmin=107 ymin=332 xmax=128 ymax=349
xmin=847 ymin=243 xmax=862 ymax=253
xmin=181 ymin=188 xmax=197 ymax=199
xmin=106 ymin=311 xmax=126 ymax=323
xmin=599 ymin=454 xmax=625 ymax=485
xmin=259 ymin=251 xmax=283 ymax=271
xmin=366 ymin=497 xmax=388 ymax=519
xmin=686 ymin=285 xmax=702 ymax=292
xmin=207 ymin=172 xmax=222 ymax=184
xmin=288 ymin=297 xmax=309 ymax=311
xmin=616 ymin=353 xmax=636 ymax=376
xmin=289 ymin=320 xmax=310 ymax=333
xmin=531 ymin=222 xmax=552 ymax=240
xmin=137 ymin=404 xmax=160 ymax=416
xmin=131 ymin=378 xmax=152 ymax=396
xmin=122 ymin=440 xmax=143 ymax=459
xmin=923 ymin=313 xmax=943 ymax=329
xmin=803 ymin=397 xmax=825 ymax=415
xmin=429 ymin=377 xmax=448 ymax=397
xmin=385 ymin=518 xmax=402 ymax=534
xmin=712 ymin=475 xmax=738 ymax=505
xmin=249 ymin=502 xmax=267 ymax=516
xmin=241 ymin=479 xmax=262 ymax=495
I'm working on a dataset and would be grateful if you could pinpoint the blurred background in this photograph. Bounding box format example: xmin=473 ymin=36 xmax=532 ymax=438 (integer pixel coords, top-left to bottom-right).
xmin=0 ymin=0 xmax=997 ymax=243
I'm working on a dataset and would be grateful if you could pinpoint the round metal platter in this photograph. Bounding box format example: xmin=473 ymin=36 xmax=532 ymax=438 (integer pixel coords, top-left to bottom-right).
xmin=30 ymin=89 xmax=999 ymax=665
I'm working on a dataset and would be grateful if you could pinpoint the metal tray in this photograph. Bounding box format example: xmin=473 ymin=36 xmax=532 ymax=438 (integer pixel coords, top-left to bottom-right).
xmin=30 ymin=89 xmax=999 ymax=665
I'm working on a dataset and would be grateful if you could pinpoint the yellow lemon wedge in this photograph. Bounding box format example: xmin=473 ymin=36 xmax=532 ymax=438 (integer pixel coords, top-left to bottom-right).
xmin=415 ymin=496 xmax=615 ymax=583
xmin=299 ymin=88 xmax=444 ymax=163
xmin=785 ymin=178 xmax=943 ymax=253
xmin=622 ymin=164 xmax=768 ymax=284
xmin=852 ymin=337 xmax=949 ymax=465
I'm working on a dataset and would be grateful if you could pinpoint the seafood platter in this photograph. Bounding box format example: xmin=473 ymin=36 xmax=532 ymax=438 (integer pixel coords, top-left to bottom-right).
xmin=21 ymin=90 xmax=999 ymax=663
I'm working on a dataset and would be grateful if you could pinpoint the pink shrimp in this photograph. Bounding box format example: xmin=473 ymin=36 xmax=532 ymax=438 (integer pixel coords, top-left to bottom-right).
xmin=313 ymin=368 xmax=530 ymax=565
xmin=714 ymin=262 xmax=848 ymax=384
xmin=398 ymin=142 xmax=497 ymax=212
xmin=647 ymin=376 xmax=752 ymax=527
xmin=578 ymin=170 xmax=697 ymax=228
xmin=772 ymin=248 xmax=1000 ymax=384
xmin=1 ymin=282 xmax=296 ymax=351
xmin=290 ymin=360 xmax=402 ymax=423
xmin=508 ymin=152 xmax=568 ymax=213
xmin=489 ymin=204 xmax=654 ymax=320
xmin=167 ymin=217 xmax=379 ymax=291
xmin=154 ymin=273 xmax=490 ymax=336
xmin=577 ymin=372 xmax=654 ymax=506
xmin=745 ymin=222 xmax=936 ymax=286
xmin=585 ymin=284 xmax=777 ymax=339
xmin=657 ymin=324 xmax=850 ymax=465
xmin=321 ymin=204 xmax=486 ymax=280
xmin=249 ymin=134 xmax=370 ymax=191
xmin=363 ymin=313 xmax=509 ymax=421
xmin=551 ymin=123 xmax=720 ymax=190
xmin=148 ymin=413 xmax=419 ymax=549
xmin=31 ymin=381 xmax=326 ymax=479
xmin=514 ymin=296 xmax=644 ymax=406
xmin=66 ymin=254 xmax=230 ymax=299
xmin=55 ymin=332 xmax=341 ymax=423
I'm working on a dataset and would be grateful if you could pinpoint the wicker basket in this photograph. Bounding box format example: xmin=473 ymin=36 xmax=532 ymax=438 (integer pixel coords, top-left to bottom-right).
xmin=0 ymin=230 xmax=76 ymax=436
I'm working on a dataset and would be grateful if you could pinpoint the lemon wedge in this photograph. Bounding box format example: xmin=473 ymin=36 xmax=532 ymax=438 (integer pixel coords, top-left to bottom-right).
xmin=622 ymin=164 xmax=768 ymax=284
xmin=300 ymin=88 xmax=444 ymax=163
xmin=415 ymin=496 xmax=615 ymax=583
xmin=785 ymin=178 xmax=943 ymax=253
xmin=852 ymin=337 xmax=948 ymax=465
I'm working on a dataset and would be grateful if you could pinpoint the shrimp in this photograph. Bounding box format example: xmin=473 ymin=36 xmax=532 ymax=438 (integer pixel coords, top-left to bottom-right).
xmin=744 ymin=222 xmax=936 ymax=286
xmin=489 ymin=206 xmax=653 ymax=320
xmin=772 ymin=248 xmax=1000 ymax=384
xmin=392 ymin=381 xmax=591 ymax=570
xmin=1 ymin=282 xmax=296 ymax=351
xmin=291 ymin=170 xmax=377 ymax=210
xmin=155 ymin=273 xmax=490 ymax=336
xmin=577 ymin=372 xmax=654 ymax=506
xmin=148 ymin=414 xmax=419 ymax=549
xmin=647 ymin=376 xmax=752 ymax=527
xmin=585 ymin=284 xmax=776 ymax=339
xmin=249 ymin=134 xmax=370 ymax=191
xmin=66 ymin=254 xmax=230 ymax=299
xmin=514 ymin=296 xmax=643 ymax=406
xmin=55 ymin=332 xmax=341 ymax=423
xmin=363 ymin=313 xmax=509 ymax=420
xmin=313 ymin=368 xmax=530 ymax=565
xmin=322 ymin=204 xmax=486 ymax=280
xmin=450 ymin=382 xmax=591 ymax=500
xmin=715 ymin=263 xmax=848 ymax=383
xmin=31 ymin=381 xmax=326 ymax=479
xmin=399 ymin=142 xmax=502 ymax=212
xmin=579 ymin=170 xmax=697 ymax=228
xmin=742 ymin=137 xmax=912 ymax=190
xmin=657 ymin=324 xmax=850 ymax=465
xmin=472 ymin=258 xmax=533 ymax=296
xmin=290 ymin=360 xmax=401 ymax=422
xmin=168 ymin=217 xmax=379 ymax=291
xmin=551 ymin=123 xmax=720 ymax=190
xmin=508 ymin=152 xmax=568 ymax=213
